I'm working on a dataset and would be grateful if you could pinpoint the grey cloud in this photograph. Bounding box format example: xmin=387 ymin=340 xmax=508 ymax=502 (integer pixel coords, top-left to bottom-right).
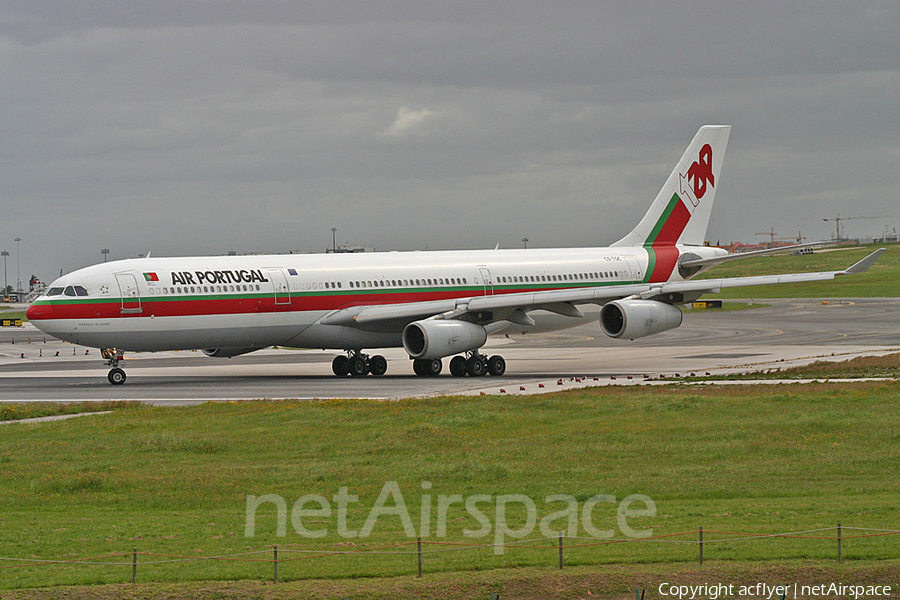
xmin=0 ymin=2 xmax=897 ymax=279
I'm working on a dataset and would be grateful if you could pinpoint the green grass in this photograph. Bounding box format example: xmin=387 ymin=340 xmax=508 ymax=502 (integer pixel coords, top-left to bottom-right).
xmin=698 ymin=243 xmax=900 ymax=298
xmin=695 ymin=353 xmax=900 ymax=381
xmin=0 ymin=402 xmax=137 ymax=423
xmin=1 ymin=385 xmax=899 ymax=589
xmin=3 ymin=561 xmax=899 ymax=600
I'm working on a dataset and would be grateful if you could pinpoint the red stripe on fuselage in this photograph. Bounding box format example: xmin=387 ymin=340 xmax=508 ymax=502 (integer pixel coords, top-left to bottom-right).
xmin=28 ymin=286 xmax=566 ymax=322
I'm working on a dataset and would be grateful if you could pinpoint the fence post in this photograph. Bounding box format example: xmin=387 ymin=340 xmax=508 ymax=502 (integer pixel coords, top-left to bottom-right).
xmin=699 ymin=527 xmax=704 ymax=564
xmin=558 ymin=533 xmax=564 ymax=569
xmin=417 ymin=537 xmax=423 ymax=578
xmin=132 ymin=547 xmax=137 ymax=584
xmin=274 ymin=545 xmax=278 ymax=583
xmin=837 ymin=523 xmax=842 ymax=562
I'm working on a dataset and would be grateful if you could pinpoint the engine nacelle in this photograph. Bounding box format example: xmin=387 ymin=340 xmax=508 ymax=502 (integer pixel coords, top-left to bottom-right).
xmin=599 ymin=299 xmax=683 ymax=340
xmin=202 ymin=347 xmax=263 ymax=358
xmin=402 ymin=320 xmax=487 ymax=360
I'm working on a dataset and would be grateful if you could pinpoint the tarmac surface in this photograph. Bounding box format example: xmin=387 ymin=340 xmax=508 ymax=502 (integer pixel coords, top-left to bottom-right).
xmin=0 ymin=298 xmax=897 ymax=404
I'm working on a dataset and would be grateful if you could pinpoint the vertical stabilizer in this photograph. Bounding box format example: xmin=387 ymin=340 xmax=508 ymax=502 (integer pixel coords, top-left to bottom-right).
xmin=612 ymin=125 xmax=731 ymax=248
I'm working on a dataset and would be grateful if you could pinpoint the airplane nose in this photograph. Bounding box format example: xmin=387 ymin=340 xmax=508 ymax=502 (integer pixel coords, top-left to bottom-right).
xmin=26 ymin=303 xmax=52 ymax=321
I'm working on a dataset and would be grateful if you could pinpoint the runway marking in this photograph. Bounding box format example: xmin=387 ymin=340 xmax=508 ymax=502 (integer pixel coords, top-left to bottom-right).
xmin=0 ymin=411 xmax=113 ymax=425
xmin=678 ymin=353 xmax=767 ymax=359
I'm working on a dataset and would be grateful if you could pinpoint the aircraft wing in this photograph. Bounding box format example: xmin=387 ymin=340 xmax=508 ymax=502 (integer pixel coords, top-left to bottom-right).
xmin=319 ymin=248 xmax=885 ymax=328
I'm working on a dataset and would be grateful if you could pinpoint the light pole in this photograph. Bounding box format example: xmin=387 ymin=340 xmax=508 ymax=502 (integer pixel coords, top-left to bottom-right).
xmin=331 ymin=227 xmax=337 ymax=253
xmin=14 ymin=237 xmax=21 ymax=293
xmin=101 ymin=248 xmax=110 ymax=262
xmin=1 ymin=251 xmax=8 ymax=297
xmin=522 ymin=237 xmax=529 ymax=249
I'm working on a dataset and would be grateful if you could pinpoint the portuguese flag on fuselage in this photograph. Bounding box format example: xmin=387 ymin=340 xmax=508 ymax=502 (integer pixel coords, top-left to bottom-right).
xmin=143 ymin=272 xmax=160 ymax=282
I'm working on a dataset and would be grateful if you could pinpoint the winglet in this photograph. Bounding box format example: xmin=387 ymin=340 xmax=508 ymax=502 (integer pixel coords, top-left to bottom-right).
xmin=840 ymin=248 xmax=886 ymax=275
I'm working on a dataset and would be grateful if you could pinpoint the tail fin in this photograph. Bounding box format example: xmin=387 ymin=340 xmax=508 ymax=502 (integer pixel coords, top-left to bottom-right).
xmin=612 ymin=125 xmax=731 ymax=248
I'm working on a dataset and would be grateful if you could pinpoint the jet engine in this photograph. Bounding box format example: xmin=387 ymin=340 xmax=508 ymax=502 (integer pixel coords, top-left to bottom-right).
xmin=202 ymin=347 xmax=263 ymax=358
xmin=402 ymin=320 xmax=487 ymax=360
xmin=599 ymin=299 xmax=683 ymax=340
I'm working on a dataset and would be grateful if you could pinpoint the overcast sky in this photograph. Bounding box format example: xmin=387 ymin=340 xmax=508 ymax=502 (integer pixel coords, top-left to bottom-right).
xmin=1 ymin=1 xmax=897 ymax=285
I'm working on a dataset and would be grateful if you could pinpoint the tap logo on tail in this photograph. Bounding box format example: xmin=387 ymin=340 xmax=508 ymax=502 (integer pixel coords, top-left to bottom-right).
xmin=679 ymin=143 xmax=715 ymax=207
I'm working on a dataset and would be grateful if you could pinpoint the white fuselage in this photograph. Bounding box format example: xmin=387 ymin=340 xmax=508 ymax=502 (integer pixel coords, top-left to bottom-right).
xmin=27 ymin=244 xmax=725 ymax=353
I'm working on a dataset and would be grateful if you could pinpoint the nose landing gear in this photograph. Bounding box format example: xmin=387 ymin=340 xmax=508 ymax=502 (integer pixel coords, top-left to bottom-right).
xmin=101 ymin=348 xmax=127 ymax=385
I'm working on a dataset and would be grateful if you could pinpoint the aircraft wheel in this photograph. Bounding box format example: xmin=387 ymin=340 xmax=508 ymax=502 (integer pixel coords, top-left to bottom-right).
xmin=449 ymin=356 xmax=467 ymax=377
xmin=332 ymin=355 xmax=350 ymax=377
xmin=424 ymin=358 xmax=442 ymax=376
xmin=466 ymin=355 xmax=486 ymax=377
xmin=108 ymin=368 xmax=127 ymax=385
xmin=487 ymin=355 xmax=506 ymax=376
xmin=369 ymin=355 xmax=388 ymax=377
xmin=349 ymin=355 xmax=369 ymax=377
xmin=412 ymin=358 xmax=426 ymax=376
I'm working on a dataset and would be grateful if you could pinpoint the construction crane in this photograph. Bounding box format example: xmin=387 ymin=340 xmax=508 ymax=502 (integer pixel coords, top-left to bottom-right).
xmin=823 ymin=214 xmax=894 ymax=240
xmin=778 ymin=231 xmax=806 ymax=244
xmin=754 ymin=227 xmax=778 ymax=246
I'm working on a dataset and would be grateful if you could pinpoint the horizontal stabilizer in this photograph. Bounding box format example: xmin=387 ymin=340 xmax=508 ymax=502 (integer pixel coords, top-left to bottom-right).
xmin=679 ymin=240 xmax=835 ymax=269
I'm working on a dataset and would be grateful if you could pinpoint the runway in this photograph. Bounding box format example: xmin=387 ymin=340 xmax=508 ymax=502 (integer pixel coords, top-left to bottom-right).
xmin=0 ymin=298 xmax=897 ymax=404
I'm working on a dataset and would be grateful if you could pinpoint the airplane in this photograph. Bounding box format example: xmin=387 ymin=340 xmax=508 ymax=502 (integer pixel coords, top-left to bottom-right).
xmin=27 ymin=125 xmax=885 ymax=385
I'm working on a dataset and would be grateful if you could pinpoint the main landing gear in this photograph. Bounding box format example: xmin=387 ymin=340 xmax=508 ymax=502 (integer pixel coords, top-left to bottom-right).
xmin=101 ymin=348 xmax=127 ymax=385
xmin=332 ymin=350 xmax=507 ymax=378
xmin=421 ymin=351 xmax=506 ymax=378
xmin=332 ymin=352 xmax=388 ymax=377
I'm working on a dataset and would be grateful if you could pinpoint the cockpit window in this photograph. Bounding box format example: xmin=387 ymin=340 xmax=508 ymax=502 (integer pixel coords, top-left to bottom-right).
xmin=54 ymin=285 xmax=89 ymax=297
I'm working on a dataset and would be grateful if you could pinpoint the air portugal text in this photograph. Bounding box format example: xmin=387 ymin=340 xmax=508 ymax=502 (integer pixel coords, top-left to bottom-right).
xmin=170 ymin=269 xmax=269 ymax=286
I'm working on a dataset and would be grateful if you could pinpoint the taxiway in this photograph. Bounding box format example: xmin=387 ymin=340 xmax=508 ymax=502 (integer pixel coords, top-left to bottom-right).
xmin=0 ymin=299 xmax=897 ymax=403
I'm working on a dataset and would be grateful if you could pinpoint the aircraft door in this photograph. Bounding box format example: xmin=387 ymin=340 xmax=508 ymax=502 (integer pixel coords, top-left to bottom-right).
xmin=267 ymin=269 xmax=291 ymax=305
xmin=625 ymin=257 xmax=643 ymax=284
xmin=478 ymin=267 xmax=493 ymax=295
xmin=114 ymin=272 xmax=142 ymax=313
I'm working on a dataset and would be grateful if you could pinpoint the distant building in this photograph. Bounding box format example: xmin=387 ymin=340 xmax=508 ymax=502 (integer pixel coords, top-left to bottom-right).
xmin=326 ymin=244 xmax=374 ymax=254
